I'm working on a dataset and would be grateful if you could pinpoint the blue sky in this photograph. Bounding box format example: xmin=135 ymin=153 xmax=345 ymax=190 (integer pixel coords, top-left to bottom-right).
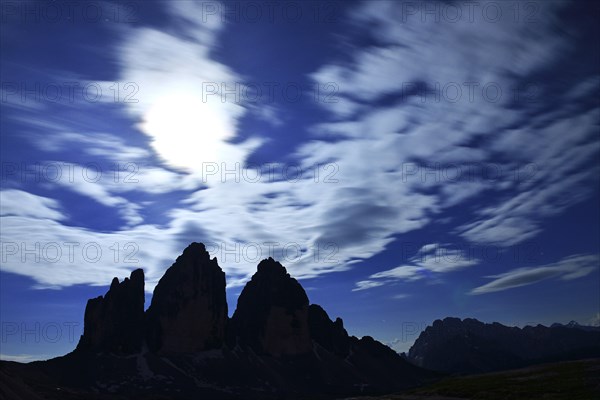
xmin=1 ymin=0 xmax=599 ymax=361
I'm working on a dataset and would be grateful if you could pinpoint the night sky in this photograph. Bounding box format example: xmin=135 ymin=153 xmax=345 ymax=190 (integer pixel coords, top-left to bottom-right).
xmin=1 ymin=0 xmax=599 ymax=362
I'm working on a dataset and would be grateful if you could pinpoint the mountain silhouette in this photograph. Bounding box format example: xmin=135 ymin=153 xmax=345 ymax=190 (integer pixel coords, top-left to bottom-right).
xmin=228 ymin=257 xmax=312 ymax=356
xmin=76 ymin=268 xmax=145 ymax=354
xmin=0 ymin=242 xmax=436 ymax=399
xmin=145 ymin=242 xmax=228 ymax=354
xmin=408 ymin=317 xmax=600 ymax=374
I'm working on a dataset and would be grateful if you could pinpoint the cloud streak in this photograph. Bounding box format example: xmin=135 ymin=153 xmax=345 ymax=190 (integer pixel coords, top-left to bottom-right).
xmin=470 ymin=254 xmax=599 ymax=295
xmin=353 ymin=244 xmax=478 ymax=291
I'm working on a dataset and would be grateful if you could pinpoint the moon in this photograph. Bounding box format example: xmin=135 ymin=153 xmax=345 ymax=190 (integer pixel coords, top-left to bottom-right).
xmin=140 ymin=92 xmax=235 ymax=172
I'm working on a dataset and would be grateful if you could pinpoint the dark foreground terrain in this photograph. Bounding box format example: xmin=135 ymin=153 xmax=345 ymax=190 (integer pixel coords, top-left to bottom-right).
xmin=2 ymin=358 xmax=599 ymax=399
xmin=345 ymin=358 xmax=600 ymax=400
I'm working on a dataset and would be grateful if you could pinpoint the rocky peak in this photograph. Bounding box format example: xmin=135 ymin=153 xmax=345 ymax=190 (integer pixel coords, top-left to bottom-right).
xmin=145 ymin=242 xmax=227 ymax=354
xmin=308 ymin=304 xmax=350 ymax=357
xmin=76 ymin=269 xmax=145 ymax=354
xmin=229 ymin=258 xmax=311 ymax=356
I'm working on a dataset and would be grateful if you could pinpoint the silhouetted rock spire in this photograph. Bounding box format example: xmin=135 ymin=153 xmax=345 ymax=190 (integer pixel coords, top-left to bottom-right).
xmin=76 ymin=268 xmax=145 ymax=354
xmin=308 ymin=304 xmax=350 ymax=357
xmin=229 ymin=257 xmax=312 ymax=356
xmin=145 ymin=242 xmax=228 ymax=354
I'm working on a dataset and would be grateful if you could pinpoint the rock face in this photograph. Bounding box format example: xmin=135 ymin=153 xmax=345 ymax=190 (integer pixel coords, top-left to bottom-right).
xmin=76 ymin=269 xmax=145 ymax=354
xmin=229 ymin=257 xmax=312 ymax=356
xmin=145 ymin=242 xmax=227 ymax=354
xmin=308 ymin=304 xmax=350 ymax=357
xmin=408 ymin=317 xmax=600 ymax=373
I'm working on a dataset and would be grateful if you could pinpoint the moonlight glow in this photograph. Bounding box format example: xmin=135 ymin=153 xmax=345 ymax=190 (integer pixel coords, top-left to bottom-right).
xmin=140 ymin=93 xmax=235 ymax=172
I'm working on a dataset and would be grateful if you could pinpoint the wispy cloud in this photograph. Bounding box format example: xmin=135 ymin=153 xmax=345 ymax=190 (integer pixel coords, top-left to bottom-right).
xmin=470 ymin=254 xmax=599 ymax=295
xmin=353 ymin=244 xmax=478 ymax=291
xmin=0 ymin=353 xmax=52 ymax=363
xmin=46 ymin=163 xmax=143 ymax=227
xmin=353 ymin=280 xmax=387 ymax=291
xmin=0 ymin=190 xmax=65 ymax=221
xmin=371 ymin=265 xmax=424 ymax=281
xmin=312 ymin=0 xmax=598 ymax=249
xmin=38 ymin=131 xmax=150 ymax=162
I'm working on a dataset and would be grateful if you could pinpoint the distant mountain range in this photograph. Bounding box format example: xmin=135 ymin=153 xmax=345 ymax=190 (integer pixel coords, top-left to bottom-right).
xmin=0 ymin=243 xmax=436 ymax=400
xmin=407 ymin=317 xmax=600 ymax=374
xmin=550 ymin=320 xmax=600 ymax=332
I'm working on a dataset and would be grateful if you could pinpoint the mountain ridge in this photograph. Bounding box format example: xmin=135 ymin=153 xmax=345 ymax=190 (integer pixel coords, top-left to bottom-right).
xmin=407 ymin=316 xmax=600 ymax=374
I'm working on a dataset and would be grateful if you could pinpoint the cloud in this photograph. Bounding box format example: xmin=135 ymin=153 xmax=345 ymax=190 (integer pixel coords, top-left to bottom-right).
xmin=354 ymin=244 xmax=478 ymax=290
xmin=37 ymin=131 xmax=151 ymax=162
xmin=252 ymin=104 xmax=284 ymax=127
xmin=470 ymin=254 xmax=599 ymax=295
xmin=459 ymin=110 xmax=600 ymax=245
xmin=47 ymin=163 xmax=143 ymax=227
xmin=353 ymin=280 xmax=386 ymax=291
xmin=371 ymin=265 xmax=423 ymax=281
xmin=22 ymin=121 xmax=204 ymax=196
xmin=0 ymin=190 xmax=65 ymax=221
xmin=337 ymin=0 xmax=567 ymax=98
xmin=0 ymin=215 xmax=180 ymax=291
xmin=312 ymin=0 xmax=599 ymax=249
xmin=0 ymin=353 xmax=51 ymax=363
xmin=415 ymin=244 xmax=479 ymax=273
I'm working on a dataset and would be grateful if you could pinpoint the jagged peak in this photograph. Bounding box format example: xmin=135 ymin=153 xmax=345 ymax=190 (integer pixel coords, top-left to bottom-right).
xmin=182 ymin=241 xmax=207 ymax=254
xmin=145 ymin=243 xmax=227 ymax=354
xmin=130 ymin=268 xmax=144 ymax=282
xmin=254 ymin=257 xmax=298 ymax=286
xmin=177 ymin=242 xmax=211 ymax=262
xmin=256 ymin=257 xmax=287 ymax=273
